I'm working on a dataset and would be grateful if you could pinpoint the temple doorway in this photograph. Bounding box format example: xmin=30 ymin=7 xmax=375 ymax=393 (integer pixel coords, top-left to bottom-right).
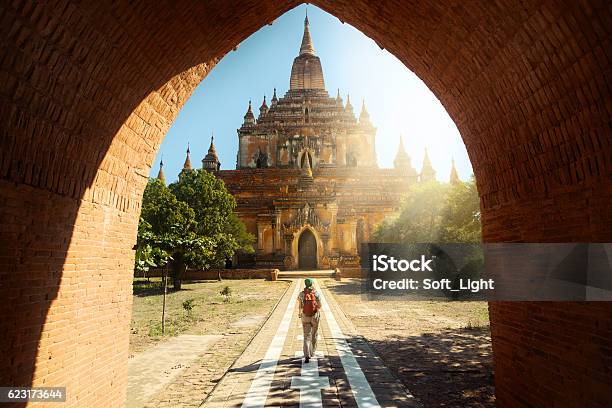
xmin=298 ymin=229 xmax=317 ymax=270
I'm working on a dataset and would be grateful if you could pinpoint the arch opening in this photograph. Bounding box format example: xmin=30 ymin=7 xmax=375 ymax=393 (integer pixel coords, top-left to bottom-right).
xmin=298 ymin=228 xmax=318 ymax=270
xmin=0 ymin=1 xmax=609 ymax=407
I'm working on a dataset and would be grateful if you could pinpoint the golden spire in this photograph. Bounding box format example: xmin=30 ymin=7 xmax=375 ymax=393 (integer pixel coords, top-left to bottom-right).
xmin=450 ymin=157 xmax=460 ymax=184
xmin=394 ymin=135 xmax=410 ymax=168
xmin=393 ymin=135 xmax=417 ymax=181
xmin=420 ymin=148 xmax=436 ymax=182
xmin=290 ymin=12 xmax=325 ymax=90
xmin=299 ymin=11 xmax=315 ymax=55
xmin=183 ymin=142 xmax=192 ymax=170
xmin=209 ymin=134 xmax=216 ymax=153
xmin=202 ymin=134 xmax=220 ymax=171
xmin=345 ymin=94 xmax=353 ymax=112
xmin=359 ymin=99 xmax=371 ymax=124
xmin=157 ymin=156 xmax=166 ymax=185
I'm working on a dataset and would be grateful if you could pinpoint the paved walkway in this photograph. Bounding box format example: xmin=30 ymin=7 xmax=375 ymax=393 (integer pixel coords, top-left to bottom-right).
xmin=127 ymin=334 xmax=221 ymax=408
xmin=203 ymin=279 xmax=419 ymax=407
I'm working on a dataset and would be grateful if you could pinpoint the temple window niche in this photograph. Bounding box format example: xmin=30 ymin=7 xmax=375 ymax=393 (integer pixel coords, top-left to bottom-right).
xmin=300 ymin=151 xmax=313 ymax=168
xmin=255 ymin=148 xmax=268 ymax=168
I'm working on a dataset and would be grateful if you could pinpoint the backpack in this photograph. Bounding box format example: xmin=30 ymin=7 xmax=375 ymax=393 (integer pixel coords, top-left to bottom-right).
xmin=302 ymin=289 xmax=318 ymax=316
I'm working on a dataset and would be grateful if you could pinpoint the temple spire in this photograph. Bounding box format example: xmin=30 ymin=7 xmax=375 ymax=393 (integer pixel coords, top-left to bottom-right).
xmin=345 ymin=94 xmax=353 ymax=113
xmin=271 ymin=88 xmax=278 ymax=105
xmin=183 ymin=143 xmax=192 ymax=170
xmin=243 ymin=99 xmax=255 ymax=126
xmin=259 ymin=95 xmax=268 ymax=117
xmin=157 ymin=156 xmax=166 ymax=185
xmin=290 ymin=12 xmax=325 ymax=90
xmin=359 ymin=99 xmax=371 ymax=124
xmin=336 ymin=89 xmax=343 ymax=106
xmin=202 ymin=134 xmax=221 ymax=171
xmin=299 ymin=11 xmax=315 ymax=55
xmin=420 ymin=148 xmax=436 ymax=182
xmin=394 ymin=134 xmax=414 ymax=174
xmin=449 ymin=157 xmax=460 ymax=184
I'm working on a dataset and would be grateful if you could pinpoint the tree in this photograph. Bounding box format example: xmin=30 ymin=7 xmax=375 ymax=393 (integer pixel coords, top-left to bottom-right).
xmin=227 ymin=213 xmax=256 ymax=255
xmin=136 ymin=171 xmax=254 ymax=290
xmin=438 ymin=176 xmax=481 ymax=243
xmin=374 ymin=177 xmax=481 ymax=244
xmin=134 ymin=218 xmax=171 ymax=279
xmin=169 ymin=169 xmax=254 ymax=270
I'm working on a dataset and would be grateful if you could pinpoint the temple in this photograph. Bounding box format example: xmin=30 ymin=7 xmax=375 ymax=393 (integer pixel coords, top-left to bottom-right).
xmin=168 ymin=15 xmax=455 ymax=270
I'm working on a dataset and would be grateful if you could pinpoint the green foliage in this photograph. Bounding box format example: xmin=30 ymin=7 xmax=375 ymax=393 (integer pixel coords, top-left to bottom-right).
xmin=135 ymin=171 xmax=255 ymax=289
xmin=170 ymin=170 xmax=236 ymax=238
xmin=182 ymin=299 xmax=195 ymax=315
xmin=134 ymin=218 xmax=172 ymax=275
xmin=374 ymin=177 xmax=481 ymax=244
xmin=227 ymin=213 xmax=256 ymax=254
xmin=439 ymin=177 xmax=481 ymax=243
xmin=220 ymin=286 xmax=233 ymax=302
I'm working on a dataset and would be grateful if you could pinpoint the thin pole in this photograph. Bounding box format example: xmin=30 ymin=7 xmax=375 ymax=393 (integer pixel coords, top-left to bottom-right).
xmin=161 ymin=269 xmax=167 ymax=334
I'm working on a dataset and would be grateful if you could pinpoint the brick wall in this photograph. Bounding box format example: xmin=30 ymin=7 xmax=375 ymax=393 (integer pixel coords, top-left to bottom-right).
xmin=0 ymin=0 xmax=610 ymax=407
xmin=141 ymin=268 xmax=276 ymax=280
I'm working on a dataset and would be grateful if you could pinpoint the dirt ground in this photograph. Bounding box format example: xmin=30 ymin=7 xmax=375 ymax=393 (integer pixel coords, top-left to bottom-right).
xmin=323 ymin=278 xmax=495 ymax=407
xmin=129 ymin=279 xmax=290 ymax=407
xmin=130 ymin=278 xmax=288 ymax=353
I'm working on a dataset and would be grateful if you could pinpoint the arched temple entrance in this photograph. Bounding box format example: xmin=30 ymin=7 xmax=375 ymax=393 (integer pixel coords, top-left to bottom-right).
xmin=0 ymin=1 xmax=610 ymax=407
xmin=298 ymin=229 xmax=318 ymax=270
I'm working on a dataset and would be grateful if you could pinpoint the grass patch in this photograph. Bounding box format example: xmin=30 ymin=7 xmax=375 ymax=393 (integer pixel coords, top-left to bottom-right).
xmin=130 ymin=278 xmax=288 ymax=353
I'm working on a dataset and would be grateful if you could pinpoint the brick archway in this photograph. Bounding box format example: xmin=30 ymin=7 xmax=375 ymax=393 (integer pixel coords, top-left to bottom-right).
xmin=0 ymin=1 xmax=609 ymax=407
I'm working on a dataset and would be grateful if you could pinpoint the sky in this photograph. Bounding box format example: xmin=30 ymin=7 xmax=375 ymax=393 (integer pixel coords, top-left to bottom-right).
xmin=154 ymin=4 xmax=472 ymax=183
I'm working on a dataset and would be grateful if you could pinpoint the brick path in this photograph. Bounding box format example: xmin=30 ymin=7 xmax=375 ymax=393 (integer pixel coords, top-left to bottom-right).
xmin=203 ymin=279 xmax=419 ymax=407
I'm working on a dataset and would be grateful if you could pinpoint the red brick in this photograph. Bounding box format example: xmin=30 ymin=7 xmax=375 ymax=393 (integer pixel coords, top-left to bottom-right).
xmin=0 ymin=1 xmax=610 ymax=407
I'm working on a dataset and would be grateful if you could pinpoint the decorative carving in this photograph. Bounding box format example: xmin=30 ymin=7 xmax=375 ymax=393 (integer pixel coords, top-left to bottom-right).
xmin=282 ymin=203 xmax=330 ymax=233
xmin=321 ymin=255 xmax=330 ymax=269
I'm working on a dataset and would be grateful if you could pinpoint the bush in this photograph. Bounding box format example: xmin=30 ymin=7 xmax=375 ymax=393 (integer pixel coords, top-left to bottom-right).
xmin=182 ymin=299 xmax=195 ymax=315
xmin=220 ymin=286 xmax=233 ymax=302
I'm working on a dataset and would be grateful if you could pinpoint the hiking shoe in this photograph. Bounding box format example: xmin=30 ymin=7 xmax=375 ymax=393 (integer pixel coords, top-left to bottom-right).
xmin=305 ymin=357 xmax=310 ymax=363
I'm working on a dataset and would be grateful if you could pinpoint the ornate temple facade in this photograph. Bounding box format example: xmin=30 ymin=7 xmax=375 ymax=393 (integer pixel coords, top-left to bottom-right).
xmin=162 ymin=16 xmax=457 ymax=270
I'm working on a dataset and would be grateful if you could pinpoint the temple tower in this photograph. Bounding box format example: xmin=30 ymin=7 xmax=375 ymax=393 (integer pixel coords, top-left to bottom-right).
xmin=420 ymin=148 xmax=436 ymax=182
xmin=157 ymin=158 xmax=166 ymax=185
xmin=394 ymin=135 xmax=418 ymax=180
xmin=450 ymin=158 xmax=460 ymax=184
xmin=290 ymin=14 xmax=325 ymax=90
xmin=183 ymin=143 xmax=192 ymax=171
xmin=235 ymin=14 xmax=377 ymax=170
xmin=202 ymin=135 xmax=221 ymax=171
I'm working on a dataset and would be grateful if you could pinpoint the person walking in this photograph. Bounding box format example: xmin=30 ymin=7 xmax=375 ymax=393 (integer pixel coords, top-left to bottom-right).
xmin=297 ymin=278 xmax=321 ymax=363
